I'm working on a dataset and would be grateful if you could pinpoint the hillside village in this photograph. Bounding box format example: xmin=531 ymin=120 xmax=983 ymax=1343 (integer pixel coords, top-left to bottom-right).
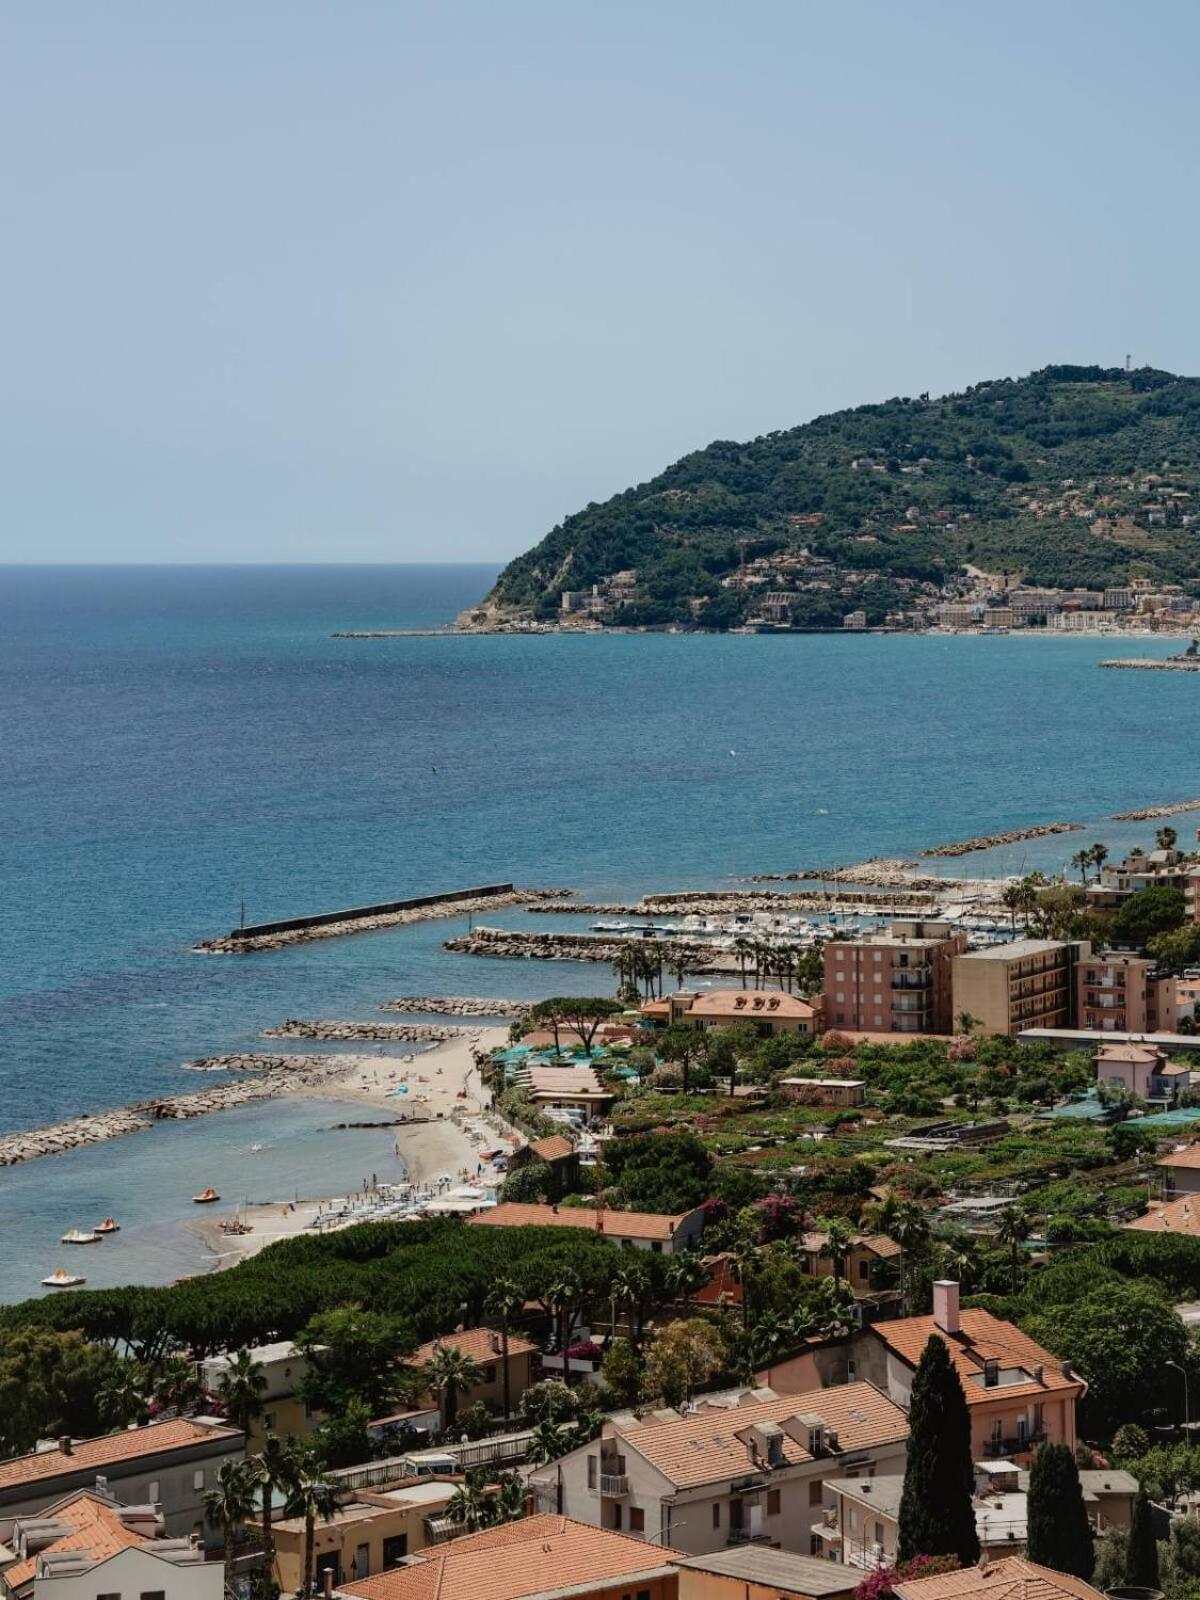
xmin=13 ymin=829 xmax=1200 ymax=1600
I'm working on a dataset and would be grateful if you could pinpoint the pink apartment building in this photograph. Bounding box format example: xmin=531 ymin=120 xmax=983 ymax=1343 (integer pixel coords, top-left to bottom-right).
xmin=823 ymin=921 xmax=967 ymax=1035
xmin=1075 ymin=952 xmax=1178 ymax=1033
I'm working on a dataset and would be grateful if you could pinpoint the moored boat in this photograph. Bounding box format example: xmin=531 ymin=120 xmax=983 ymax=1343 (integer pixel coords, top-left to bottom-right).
xmin=42 ymin=1268 xmax=86 ymax=1288
xmin=61 ymin=1228 xmax=99 ymax=1245
xmin=192 ymin=1186 xmax=220 ymax=1204
xmin=94 ymin=1218 xmax=120 ymax=1234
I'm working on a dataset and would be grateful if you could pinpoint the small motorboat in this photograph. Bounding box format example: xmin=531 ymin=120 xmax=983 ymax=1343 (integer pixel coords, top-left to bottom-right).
xmin=94 ymin=1218 xmax=120 ymax=1234
xmin=61 ymin=1228 xmax=99 ymax=1245
xmin=249 ymin=1143 xmax=264 ymax=1153
xmin=192 ymin=1187 xmax=220 ymax=1204
xmin=42 ymin=1268 xmax=86 ymax=1288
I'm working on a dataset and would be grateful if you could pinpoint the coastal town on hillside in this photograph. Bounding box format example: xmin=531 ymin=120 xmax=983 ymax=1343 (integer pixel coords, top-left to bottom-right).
xmin=15 ymin=823 xmax=1200 ymax=1600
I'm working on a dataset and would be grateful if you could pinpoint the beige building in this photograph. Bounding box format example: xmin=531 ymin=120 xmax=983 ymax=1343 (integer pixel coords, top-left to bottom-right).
xmin=469 ymin=1201 xmax=705 ymax=1254
xmin=824 ymin=922 xmax=966 ymax=1036
xmin=1156 ymin=1141 xmax=1200 ymax=1195
xmin=952 ymin=939 xmax=1089 ymax=1036
xmin=412 ymin=1327 xmax=541 ymax=1422
xmin=644 ymin=990 xmax=822 ymax=1039
xmin=272 ymin=1481 xmax=458 ymax=1592
xmin=1076 ymin=953 xmax=1177 ymax=1034
xmin=778 ymin=1078 xmax=866 ymax=1108
xmin=673 ymin=1548 xmax=857 ymax=1600
xmin=528 ymin=1382 xmax=908 ymax=1556
xmin=201 ymin=1341 xmax=319 ymax=1449
xmin=794 ymin=1231 xmax=900 ymax=1296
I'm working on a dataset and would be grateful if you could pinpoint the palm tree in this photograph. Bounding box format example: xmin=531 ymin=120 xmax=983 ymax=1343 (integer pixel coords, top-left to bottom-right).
xmin=727 ymin=1236 xmax=758 ymax=1333
xmin=253 ymin=1433 xmax=292 ymax=1585
xmin=612 ymin=945 xmax=638 ymax=1001
xmin=492 ymin=1473 xmax=527 ymax=1524
xmin=217 ymin=1348 xmax=267 ymax=1435
xmin=818 ymin=1217 xmax=856 ymax=1282
xmin=1090 ymin=842 xmax=1109 ymax=876
xmin=425 ymin=1343 xmax=483 ymax=1430
xmin=283 ymin=1465 xmax=338 ymax=1597
xmin=997 ymin=1206 xmax=1033 ymax=1293
xmin=152 ymin=1354 xmax=203 ymax=1416
xmin=205 ymin=1459 xmax=257 ymax=1600
xmin=526 ymin=1420 xmax=566 ymax=1466
xmin=611 ymin=1260 xmax=651 ymax=1347
xmin=547 ymin=1270 xmax=581 ymax=1387
xmin=1071 ymin=848 xmax=1092 ymax=887
xmin=956 ymin=1011 xmax=979 ymax=1036
xmin=1001 ymin=882 xmax=1023 ymax=933
xmin=775 ymin=947 xmax=797 ymax=993
xmin=732 ymin=937 xmax=754 ymax=989
xmin=669 ymin=953 xmax=692 ymax=991
xmin=98 ymin=1364 xmax=147 ymax=1428
xmin=485 ymin=1277 xmax=523 ymax=1419
xmin=1158 ymin=826 xmax=1178 ymax=852
xmin=447 ymin=1467 xmax=490 ymax=1532
xmin=890 ymin=1200 xmax=929 ymax=1305
xmin=664 ymin=1253 xmax=708 ymax=1309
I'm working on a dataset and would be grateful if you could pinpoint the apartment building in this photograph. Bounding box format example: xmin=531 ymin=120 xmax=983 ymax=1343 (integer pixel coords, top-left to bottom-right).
xmin=643 ymin=990 xmax=823 ymax=1040
xmin=952 ymin=940 xmax=1089 ymax=1036
xmin=270 ymin=1479 xmax=457 ymax=1591
xmin=1076 ymin=953 xmax=1177 ymax=1033
xmin=824 ymin=922 xmax=967 ymax=1035
xmin=851 ymin=1283 xmax=1082 ymax=1464
xmin=1095 ymin=1042 xmax=1192 ymax=1101
xmin=1 ymin=1491 xmax=217 ymax=1600
xmin=528 ymin=1383 xmax=908 ymax=1557
xmin=1086 ymin=848 xmax=1190 ymax=913
xmin=0 ymin=1420 xmax=244 ymax=1546
xmin=411 ymin=1327 xmax=541 ymax=1422
xmin=201 ymin=1341 xmax=320 ymax=1449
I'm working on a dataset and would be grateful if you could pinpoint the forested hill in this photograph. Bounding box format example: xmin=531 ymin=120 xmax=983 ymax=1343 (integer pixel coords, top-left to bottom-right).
xmin=480 ymin=365 xmax=1200 ymax=628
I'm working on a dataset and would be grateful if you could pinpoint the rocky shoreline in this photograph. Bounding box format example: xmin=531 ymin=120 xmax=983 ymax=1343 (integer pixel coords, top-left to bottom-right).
xmin=1099 ymin=658 xmax=1200 ymax=671
xmin=261 ymin=1020 xmax=465 ymax=1042
xmin=197 ymin=888 xmax=570 ymax=953
xmin=525 ymin=888 xmax=938 ymax=914
xmin=0 ymin=1053 xmax=375 ymax=1168
xmin=443 ymin=926 xmax=728 ymax=968
xmin=380 ymin=995 xmax=532 ymax=1017
xmin=1111 ymin=798 xmax=1200 ymax=821
xmin=921 ymin=823 xmax=1080 ymax=857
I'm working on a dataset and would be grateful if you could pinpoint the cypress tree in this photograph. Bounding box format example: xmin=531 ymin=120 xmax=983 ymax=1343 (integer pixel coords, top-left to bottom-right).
xmin=897 ymin=1334 xmax=980 ymax=1566
xmin=1125 ymin=1488 xmax=1160 ymax=1589
xmin=1025 ymin=1443 xmax=1095 ymax=1580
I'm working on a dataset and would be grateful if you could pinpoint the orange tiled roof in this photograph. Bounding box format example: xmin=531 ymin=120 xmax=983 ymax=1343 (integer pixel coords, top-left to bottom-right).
xmin=895 ymin=1556 xmax=1105 ymax=1600
xmin=5 ymin=1493 xmax=151 ymax=1590
xmin=799 ymin=1231 xmax=901 ymax=1259
xmin=526 ymin=1067 xmax=609 ymax=1097
xmin=611 ymin=1381 xmax=907 ymax=1489
xmin=689 ymin=989 xmax=816 ymax=1019
xmin=413 ymin=1327 xmax=539 ymax=1366
xmin=339 ymin=1514 xmax=678 ymax=1600
xmin=1125 ymin=1194 xmax=1200 ymax=1236
xmin=529 ymin=1135 xmax=575 ymax=1162
xmin=1158 ymin=1142 xmax=1200 ymax=1170
xmin=869 ymin=1310 xmax=1079 ymax=1406
xmin=468 ymin=1202 xmax=692 ymax=1241
xmin=0 ymin=1418 xmax=240 ymax=1493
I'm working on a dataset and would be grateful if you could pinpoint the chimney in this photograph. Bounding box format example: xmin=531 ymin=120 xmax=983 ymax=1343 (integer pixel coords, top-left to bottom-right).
xmin=58 ymin=1437 xmax=72 ymax=1457
xmin=490 ymin=1331 xmax=502 ymax=1354
xmin=933 ymin=1280 xmax=960 ymax=1336
xmin=324 ymin=1570 xmax=334 ymax=1600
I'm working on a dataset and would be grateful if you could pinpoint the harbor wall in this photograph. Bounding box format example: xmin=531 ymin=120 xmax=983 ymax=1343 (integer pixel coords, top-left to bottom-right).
xmin=224 ymin=883 xmax=517 ymax=942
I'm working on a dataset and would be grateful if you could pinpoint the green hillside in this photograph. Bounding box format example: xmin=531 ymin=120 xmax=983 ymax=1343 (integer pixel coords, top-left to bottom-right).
xmin=482 ymin=365 xmax=1200 ymax=628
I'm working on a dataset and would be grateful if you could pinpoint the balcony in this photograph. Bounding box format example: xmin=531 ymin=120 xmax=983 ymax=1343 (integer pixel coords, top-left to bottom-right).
xmin=599 ymin=1474 xmax=629 ymax=1496
xmin=891 ymin=975 xmax=932 ymax=990
xmin=727 ymin=1530 xmax=774 ymax=1546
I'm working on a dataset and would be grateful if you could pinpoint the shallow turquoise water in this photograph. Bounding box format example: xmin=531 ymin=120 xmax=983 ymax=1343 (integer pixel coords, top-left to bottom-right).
xmin=2 ymin=564 xmax=1197 ymax=1296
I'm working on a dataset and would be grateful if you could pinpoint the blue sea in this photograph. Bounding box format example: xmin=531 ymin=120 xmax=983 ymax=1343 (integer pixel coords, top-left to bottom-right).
xmin=2 ymin=563 xmax=1198 ymax=1299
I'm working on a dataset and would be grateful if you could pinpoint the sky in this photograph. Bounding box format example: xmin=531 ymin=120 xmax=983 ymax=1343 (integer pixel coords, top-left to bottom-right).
xmin=2 ymin=1 xmax=1198 ymax=565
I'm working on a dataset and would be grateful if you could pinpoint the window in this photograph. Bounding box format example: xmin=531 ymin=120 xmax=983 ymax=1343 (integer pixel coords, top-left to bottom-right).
xmin=97 ymin=1592 xmax=121 ymax=1600
xmin=611 ymin=1503 xmax=622 ymax=1531
xmin=767 ymin=1489 xmax=781 ymax=1515
xmin=712 ymin=1503 xmax=721 ymax=1529
xmin=875 ymin=1522 xmax=884 ymax=1545
xmin=481 ymin=1366 xmax=496 ymax=1383
xmin=382 ymin=1536 xmax=408 ymax=1569
xmin=651 ymin=1242 xmax=662 ymax=1253
xmin=637 ymin=1591 xmax=651 ymax=1600
xmin=263 ymin=1412 xmax=275 ymax=1431
xmin=630 ymin=1507 xmax=645 ymax=1533
xmin=587 ymin=1455 xmax=598 ymax=1489
xmin=730 ymin=1499 xmax=744 ymax=1532
xmin=354 ymin=1543 xmax=370 ymax=1579
xmin=140 ymin=1591 xmax=165 ymax=1600
xmin=810 ymin=1481 xmax=824 ymax=1505
xmin=192 ymin=1470 xmax=205 ymax=1491
xmin=858 ymin=1260 xmax=870 ymax=1282
xmin=147 ymin=1481 xmax=160 ymax=1504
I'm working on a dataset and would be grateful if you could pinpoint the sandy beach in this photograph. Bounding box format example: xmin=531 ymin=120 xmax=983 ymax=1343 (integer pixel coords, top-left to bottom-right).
xmin=190 ymin=1024 xmax=512 ymax=1269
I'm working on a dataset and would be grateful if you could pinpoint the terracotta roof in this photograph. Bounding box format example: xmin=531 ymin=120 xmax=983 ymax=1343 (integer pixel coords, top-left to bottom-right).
xmin=869 ymin=1310 xmax=1079 ymax=1405
xmin=529 ymin=1135 xmax=576 ymax=1162
xmin=1095 ymin=1044 xmax=1164 ymax=1065
xmin=1125 ymin=1195 xmax=1200 ymax=1236
xmin=413 ymin=1327 xmax=539 ymax=1365
xmin=688 ymin=989 xmax=816 ymax=1020
xmin=5 ymin=1493 xmax=149 ymax=1591
xmin=1158 ymin=1142 xmax=1200 ymax=1170
xmin=339 ymin=1514 xmax=678 ymax=1600
xmin=0 ymin=1418 xmax=241 ymax=1493
xmin=800 ymin=1232 xmax=901 ymax=1259
xmin=468 ymin=1201 xmax=694 ymax=1241
xmin=895 ymin=1556 xmax=1105 ymax=1600
xmin=526 ymin=1067 xmax=609 ymax=1098
xmin=610 ymin=1380 xmax=907 ymax=1489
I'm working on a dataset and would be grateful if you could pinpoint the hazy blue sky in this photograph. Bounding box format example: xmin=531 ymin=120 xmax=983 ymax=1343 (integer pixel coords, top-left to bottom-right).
xmin=2 ymin=2 xmax=1197 ymax=564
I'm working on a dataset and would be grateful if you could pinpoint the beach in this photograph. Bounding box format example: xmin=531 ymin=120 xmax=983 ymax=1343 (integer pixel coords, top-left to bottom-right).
xmin=189 ymin=1025 xmax=511 ymax=1269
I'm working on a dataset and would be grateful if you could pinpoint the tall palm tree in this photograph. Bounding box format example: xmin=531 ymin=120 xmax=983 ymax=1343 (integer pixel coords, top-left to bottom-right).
xmin=547 ymin=1270 xmax=581 ymax=1388
xmin=425 ymin=1343 xmax=483 ymax=1430
xmin=1001 ymin=882 xmax=1023 ymax=933
xmin=664 ymin=1253 xmax=708 ymax=1308
xmin=485 ymin=1277 xmax=523 ymax=1419
xmin=611 ymin=1260 xmax=650 ymax=1347
xmin=727 ymin=1237 xmax=758 ymax=1332
xmin=611 ymin=945 xmax=638 ymax=1001
xmin=205 ymin=1460 xmax=258 ymax=1600
xmin=217 ymin=1348 xmax=267 ymax=1435
xmin=1090 ymin=842 xmax=1109 ymax=876
xmin=152 ymin=1354 xmax=203 ymax=1416
xmin=283 ymin=1464 xmax=338 ymax=1597
xmin=526 ymin=1420 xmax=566 ymax=1466
xmin=492 ymin=1473 xmax=527 ymax=1524
xmin=1071 ymin=848 xmax=1092 ymax=887
xmin=1158 ymin=826 xmax=1178 ymax=852
xmin=669 ymin=953 xmax=692 ymax=991
xmin=997 ymin=1206 xmax=1033 ymax=1293
xmin=447 ymin=1468 xmax=490 ymax=1532
xmin=890 ymin=1200 xmax=929 ymax=1305
xmin=775 ymin=947 xmax=796 ymax=993
xmin=98 ymin=1363 xmax=147 ymax=1429
xmin=732 ymin=938 xmax=754 ymax=989
xmin=253 ymin=1433 xmax=292 ymax=1586
xmin=818 ymin=1217 xmax=856 ymax=1282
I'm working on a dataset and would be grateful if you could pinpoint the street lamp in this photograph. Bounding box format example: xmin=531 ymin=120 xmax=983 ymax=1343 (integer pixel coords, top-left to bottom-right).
xmin=1168 ymin=1359 xmax=1191 ymax=1435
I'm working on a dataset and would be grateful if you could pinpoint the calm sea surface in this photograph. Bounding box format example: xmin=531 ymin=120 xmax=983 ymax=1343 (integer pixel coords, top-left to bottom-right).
xmin=1 ymin=563 xmax=1197 ymax=1298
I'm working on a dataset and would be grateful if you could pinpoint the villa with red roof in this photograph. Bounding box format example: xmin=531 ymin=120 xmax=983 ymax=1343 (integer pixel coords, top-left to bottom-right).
xmin=468 ymin=1201 xmax=705 ymax=1254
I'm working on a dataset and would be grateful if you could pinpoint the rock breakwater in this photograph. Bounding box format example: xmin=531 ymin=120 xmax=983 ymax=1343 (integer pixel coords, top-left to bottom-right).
xmin=921 ymin=823 xmax=1080 ymax=857
xmin=1111 ymin=798 xmax=1200 ymax=821
xmin=262 ymin=1020 xmax=465 ymax=1042
xmin=443 ymin=926 xmax=727 ymax=969
xmin=0 ymin=1053 xmax=373 ymax=1168
xmin=381 ymin=995 xmax=532 ymax=1017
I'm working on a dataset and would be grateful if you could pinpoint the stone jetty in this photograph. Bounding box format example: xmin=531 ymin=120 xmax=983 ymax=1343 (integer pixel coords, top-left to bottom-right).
xmin=0 ymin=1053 xmax=371 ymax=1168
xmin=921 ymin=822 xmax=1080 ymax=857
xmin=197 ymin=886 xmax=570 ymax=954
xmin=443 ymin=926 xmax=729 ymax=969
xmin=1111 ymin=798 xmax=1200 ymax=821
xmin=1099 ymin=657 xmax=1200 ymax=671
xmin=381 ymin=995 xmax=532 ymax=1017
xmin=262 ymin=1020 xmax=465 ymax=1042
